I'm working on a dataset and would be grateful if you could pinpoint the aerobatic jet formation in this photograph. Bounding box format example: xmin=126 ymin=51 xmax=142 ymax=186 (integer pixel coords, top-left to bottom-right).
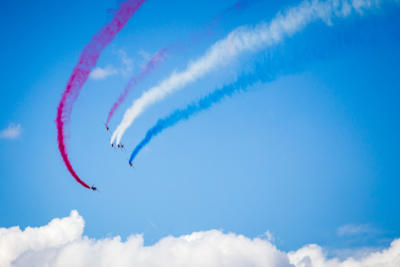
xmin=53 ymin=0 xmax=400 ymax=193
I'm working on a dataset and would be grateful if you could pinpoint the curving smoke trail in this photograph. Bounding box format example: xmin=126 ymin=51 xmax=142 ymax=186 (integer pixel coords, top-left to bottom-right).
xmin=56 ymin=0 xmax=146 ymax=189
xmin=128 ymin=59 xmax=280 ymax=164
xmin=106 ymin=48 xmax=167 ymax=127
xmin=128 ymin=74 xmax=253 ymax=164
xmin=128 ymin=0 xmax=400 ymax=164
xmin=112 ymin=0 xmax=384 ymax=145
xmin=106 ymin=0 xmax=255 ymax=129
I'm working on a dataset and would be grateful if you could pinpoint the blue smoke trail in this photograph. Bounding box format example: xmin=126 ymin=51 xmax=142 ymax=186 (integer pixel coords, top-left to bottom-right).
xmin=129 ymin=63 xmax=277 ymax=164
xmin=128 ymin=33 xmax=320 ymax=165
xmin=128 ymin=11 xmax=400 ymax=165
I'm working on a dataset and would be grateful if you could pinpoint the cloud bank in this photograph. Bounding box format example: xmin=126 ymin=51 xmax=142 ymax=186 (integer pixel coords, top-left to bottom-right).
xmin=111 ymin=0 xmax=386 ymax=145
xmin=1 ymin=211 xmax=400 ymax=267
xmin=0 ymin=124 xmax=22 ymax=139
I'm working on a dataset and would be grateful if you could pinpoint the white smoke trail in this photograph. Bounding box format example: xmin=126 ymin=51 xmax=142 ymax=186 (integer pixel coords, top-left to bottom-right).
xmin=112 ymin=0 xmax=382 ymax=144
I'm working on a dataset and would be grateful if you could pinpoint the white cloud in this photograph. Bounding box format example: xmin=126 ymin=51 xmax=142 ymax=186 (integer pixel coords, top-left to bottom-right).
xmin=1 ymin=211 xmax=400 ymax=267
xmin=337 ymin=224 xmax=378 ymax=237
xmin=116 ymin=48 xmax=133 ymax=76
xmin=89 ymin=49 xmax=134 ymax=80
xmin=89 ymin=66 xmax=119 ymax=80
xmin=89 ymin=49 xmax=133 ymax=80
xmin=0 ymin=210 xmax=83 ymax=267
xmin=288 ymin=241 xmax=400 ymax=267
xmin=138 ymin=49 xmax=152 ymax=62
xmin=0 ymin=124 xmax=22 ymax=139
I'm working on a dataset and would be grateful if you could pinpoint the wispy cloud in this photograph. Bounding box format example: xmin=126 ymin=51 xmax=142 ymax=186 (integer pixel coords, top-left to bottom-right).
xmin=137 ymin=49 xmax=153 ymax=63
xmin=89 ymin=49 xmax=134 ymax=80
xmin=116 ymin=48 xmax=133 ymax=75
xmin=89 ymin=65 xmax=119 ymax=80
xmin=337 ymin=224 xmax=378 ymax=237
xmin=0 ymin=123 xmax=22 ymax=139
xmin=2 ymin=210 xmax=400 ymax=267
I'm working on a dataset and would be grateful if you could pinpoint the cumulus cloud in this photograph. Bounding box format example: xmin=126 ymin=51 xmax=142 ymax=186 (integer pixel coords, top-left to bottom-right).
xmin=1 ymin=211 xmax=400 ymax=267
xmin=0 ymin=210 xmax=83 ymax=267
xmin=288 ymin=241 xmax=400 ymax=267
xmin=0 ymin=124 xmax=22 ymax=139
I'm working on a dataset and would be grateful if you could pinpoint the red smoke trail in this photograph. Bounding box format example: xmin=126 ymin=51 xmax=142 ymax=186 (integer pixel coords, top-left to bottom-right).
xmin=106 ymin=48 xmax=167 ymax=127
xmin=56 ymin=0 xmax=146 ymax=189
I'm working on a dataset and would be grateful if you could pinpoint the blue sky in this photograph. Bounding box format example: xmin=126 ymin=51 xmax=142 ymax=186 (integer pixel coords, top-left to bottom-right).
xmin=1 ymin=0 xmax=400 ymax=256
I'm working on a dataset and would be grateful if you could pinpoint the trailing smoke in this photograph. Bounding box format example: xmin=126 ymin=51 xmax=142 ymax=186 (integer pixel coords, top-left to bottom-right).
xmin=112 ymin=0 xmax=384 ymax=145
xmin=127 ymin=3 xmax=400 ymax=164
xmin=128 ymin=49 xmax=297 ymax=164
xmin=107 ymin=0 xmax=256 ymax=129
xmin=106 ymin=48 xmax=167 ymax=127
xmin=56 ymin=0 xmax=147 ymax=189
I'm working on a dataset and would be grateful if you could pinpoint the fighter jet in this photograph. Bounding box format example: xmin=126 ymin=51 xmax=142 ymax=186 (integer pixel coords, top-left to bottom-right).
xmin=90 ymin=185 xmax=98 ymax=191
